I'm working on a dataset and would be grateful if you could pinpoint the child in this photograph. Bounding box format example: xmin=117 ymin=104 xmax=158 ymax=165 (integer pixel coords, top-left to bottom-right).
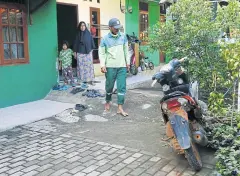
xmin=59 ymin=41 xmax=75 ymax=86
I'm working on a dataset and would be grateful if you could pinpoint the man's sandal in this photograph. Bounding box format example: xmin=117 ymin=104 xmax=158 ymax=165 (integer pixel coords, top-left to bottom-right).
xmin=117 ymin=111 xmax=129 ymax=117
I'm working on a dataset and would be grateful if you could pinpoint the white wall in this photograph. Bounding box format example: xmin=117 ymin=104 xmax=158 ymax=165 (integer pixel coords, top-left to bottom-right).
xmin=56 ymin=0 xmax=125 ymax=36
xmin=56 ymin=0 xmax=125 ymax=76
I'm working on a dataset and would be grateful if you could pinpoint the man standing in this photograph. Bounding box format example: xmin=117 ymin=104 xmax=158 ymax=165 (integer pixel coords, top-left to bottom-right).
xmin=99 ymin=18 xmax=130 ymax=117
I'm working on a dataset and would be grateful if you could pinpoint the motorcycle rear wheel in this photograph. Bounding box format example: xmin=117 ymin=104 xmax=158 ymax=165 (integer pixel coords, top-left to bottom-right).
xmin=149 ymin=62 xmax=154 ymax=70
xmin=185 ymin=143 xmax=203 ymax=171
xmin=130 ymin=65 xmax=138 ymax=75
xmin=140 ymin=64 xmax=145 ymax=71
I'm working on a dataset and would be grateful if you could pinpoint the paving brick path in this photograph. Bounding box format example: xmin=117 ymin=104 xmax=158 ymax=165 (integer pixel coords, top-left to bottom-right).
xmin=0 ymin=125 xmax=215 ymax=176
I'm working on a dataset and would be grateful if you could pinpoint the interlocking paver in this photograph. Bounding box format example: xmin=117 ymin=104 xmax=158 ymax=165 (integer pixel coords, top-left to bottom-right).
xmin=99 ymin=170 xmax=115 ymax=176
xmin=70 ymin=165 xmax=86 ymax=174
xmin=150 ymin=157 xmax=161 ymax=162
xmin=52 ymin=161 xmax=69 ymax=171
xmin=123 ymin=156 xmax=136 ymax=164
xmin=22 ymin=170 xmax=38 ymax=176
xmin=130 ymin=167 xmax=146 ymax=176
xmin=0 ymin=163 xmax=10 ymax=169
xmin=87 ymin=171 xmax=100 ymax=176
xmin=111 ymin=163 xmax=126 ymax=172
xmin=22 ymin=164 xmax=39 ymax=173
xmin=11 ymin=171 xmax=24 ymax=176
xmin=74 ymin=172 xmax=86 ymax=176
xmin=23 ymin=160 xmax=40 ymax=167
xmin=116 ymin=167 xmax=132 ymax=176
xmin=132 ymin=153 xmax=143 ymax=158
xmin=7 ymin=165 xmax=24 ymax=174
xmin=82 ymin=160 xmax=97 ymax=167
xmin=82 ymin=165 xmax=99 ymax=173
xmin=36 ymin=163 xmax=53 ymax=172
xmin=0 ymin=167 xmax=10 ymax=173
xmin=127 ymin=161 xmax=142 ymax=169
xmin=51 ymin=168 xmax=68 ymax=176
xmin=96 ymin=164 xmax=113 ymax=172
xmin=154 ymin=171 xmax=168 ymax=176
xmin=66 ymin=162 xmax=82 ymax=170
xmin=109 ymin=157 xmax=123 ymax=165
xmin=37 ymin=169 xmax=55 ymax=176
xmin=161 ymin=164 xmax=175 ymax=173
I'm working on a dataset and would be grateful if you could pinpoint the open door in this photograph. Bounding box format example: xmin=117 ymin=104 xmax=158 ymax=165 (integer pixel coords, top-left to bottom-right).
xmin=57 ymin=3 xmax=78 ymax=68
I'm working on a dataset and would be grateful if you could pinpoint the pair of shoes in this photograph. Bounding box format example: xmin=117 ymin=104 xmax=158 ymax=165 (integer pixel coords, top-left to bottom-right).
xmin=59 ymin=85 xmax=69 ymax=91
xmin=71 ymin=87 xmax=85 ymax=94
xmin=95 ymin=90 xmax=105 ymax=97
xmin=71 ymin=83 xmax=76 ymax=87
xmin=82 ymin=89 xmax=105 ymax=98
xmin=75 ymin=104 xmax=88 ymax=111
xmin=53 ymin=84 xmax=70 ymax=91
xmin=52 ymin=84 xmax=60 ymax=90
xmin=81 ymin=83 xmax=89 ymax=89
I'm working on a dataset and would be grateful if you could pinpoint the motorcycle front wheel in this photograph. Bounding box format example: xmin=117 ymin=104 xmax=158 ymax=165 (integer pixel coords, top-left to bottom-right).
xmin=185 ymin=143 xmax=203 ymax=171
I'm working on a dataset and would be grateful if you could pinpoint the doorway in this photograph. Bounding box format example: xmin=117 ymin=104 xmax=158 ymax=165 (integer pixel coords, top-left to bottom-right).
xmin=90 ymin=7 xmax=100 ymax=63
xmin=57 ymin=3 xmax=78 ymax=68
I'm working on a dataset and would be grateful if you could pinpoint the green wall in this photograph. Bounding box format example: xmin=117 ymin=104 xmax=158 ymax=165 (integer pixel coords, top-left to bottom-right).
xmin=0 ymin=0 xmax=58 ymax=108
xmin=125 ymin=0 xmax=160 ymax=66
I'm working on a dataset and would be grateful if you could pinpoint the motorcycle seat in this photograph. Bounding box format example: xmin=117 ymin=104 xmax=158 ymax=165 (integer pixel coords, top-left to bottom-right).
xmin=160 ymin=91 xmax=187 ymax=103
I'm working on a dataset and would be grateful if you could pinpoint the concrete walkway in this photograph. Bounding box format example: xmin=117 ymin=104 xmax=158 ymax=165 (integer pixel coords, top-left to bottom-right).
xmin=89 ymin=66 xmax=162 ymax=91
xmin=0 ymin=66 xmax=162 ymax=132
xmin=0 ymin=100 xmax=75 ymax=132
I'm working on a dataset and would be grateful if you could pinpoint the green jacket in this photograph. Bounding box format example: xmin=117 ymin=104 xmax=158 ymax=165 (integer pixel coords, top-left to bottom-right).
xmin=99 ymin=32 xmax=130 ymax=68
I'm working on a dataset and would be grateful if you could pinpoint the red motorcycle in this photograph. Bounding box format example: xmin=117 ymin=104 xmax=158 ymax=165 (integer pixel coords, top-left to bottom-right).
xmin=126 ymin=32 xmax=140 ymax=75
xmin=152 ymin=58 xmax=208 ymax=171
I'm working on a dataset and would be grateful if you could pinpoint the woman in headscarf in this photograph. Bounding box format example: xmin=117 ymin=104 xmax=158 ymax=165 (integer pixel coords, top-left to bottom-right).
xmin=73 ymin=21 xmax=95 ymax=85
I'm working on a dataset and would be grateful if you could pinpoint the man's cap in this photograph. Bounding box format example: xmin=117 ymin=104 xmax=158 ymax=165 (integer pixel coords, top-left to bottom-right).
xmin=108 ymin=18 xmax=122 ymax=29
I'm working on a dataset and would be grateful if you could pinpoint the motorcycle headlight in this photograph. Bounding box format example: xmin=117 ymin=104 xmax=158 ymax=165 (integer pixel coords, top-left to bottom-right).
xmin=178 ymin=98 xmax=188 ymax=106
xmin=162 ymin=84 xmax=170 ymax=92
xmin=178 ymin=78 xmax=183 ymax=84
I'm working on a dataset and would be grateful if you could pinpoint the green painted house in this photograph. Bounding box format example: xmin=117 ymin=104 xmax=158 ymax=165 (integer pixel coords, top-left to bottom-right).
xmin=124 ymin=0 xmax=166 ymax=65
xmin=0 ymin=0 xmax=166 ymax=108
xmin=0 ymin=0 xmax=58 ymax=108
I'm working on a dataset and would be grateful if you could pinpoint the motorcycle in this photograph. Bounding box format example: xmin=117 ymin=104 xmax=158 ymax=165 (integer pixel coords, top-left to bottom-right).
xmin=151 ymin=58 xmax=208 ymax=171
xmin=126 ymin=32 xmax=141 ymax=75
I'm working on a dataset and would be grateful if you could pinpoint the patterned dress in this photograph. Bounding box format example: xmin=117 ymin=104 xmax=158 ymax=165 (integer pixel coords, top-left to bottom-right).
xmin=77 ymin=51 xmax=95 ymax=82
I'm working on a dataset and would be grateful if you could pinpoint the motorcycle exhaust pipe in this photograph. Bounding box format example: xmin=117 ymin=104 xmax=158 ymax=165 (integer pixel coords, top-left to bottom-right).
xmin=192 ymin=131 xmax=208 ymax=147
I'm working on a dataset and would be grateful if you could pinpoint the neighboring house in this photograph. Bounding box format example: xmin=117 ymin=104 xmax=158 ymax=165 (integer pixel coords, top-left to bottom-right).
xmin=0 ymin=0 xmax=58 ymax=108
xmin=56 ymin=0 xmax=125 ymax=76
xmin=124 ymin=0 xmax=166 ymax=65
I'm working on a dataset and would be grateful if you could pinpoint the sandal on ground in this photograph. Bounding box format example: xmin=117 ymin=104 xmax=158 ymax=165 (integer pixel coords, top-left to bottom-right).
xmin=117 ymin=111 xmax=129 ymax=117
xmin=75 ymin=104 xmax=88 ymax=111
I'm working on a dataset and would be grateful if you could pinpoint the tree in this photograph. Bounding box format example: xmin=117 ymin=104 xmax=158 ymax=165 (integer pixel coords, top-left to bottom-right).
xmin=147 ymin=0 xmax=240 ymax=175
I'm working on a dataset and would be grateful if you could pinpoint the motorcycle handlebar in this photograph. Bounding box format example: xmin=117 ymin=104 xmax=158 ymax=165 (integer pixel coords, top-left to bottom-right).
xmin=151 ymin=80 xmax=157 ymax=87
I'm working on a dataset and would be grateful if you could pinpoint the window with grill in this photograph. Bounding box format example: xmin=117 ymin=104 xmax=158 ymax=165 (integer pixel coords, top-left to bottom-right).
xmin=0 ymin=3 xmax=29 ymax=66
xmin=139 ymin=2 xmax=148 ymax=43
